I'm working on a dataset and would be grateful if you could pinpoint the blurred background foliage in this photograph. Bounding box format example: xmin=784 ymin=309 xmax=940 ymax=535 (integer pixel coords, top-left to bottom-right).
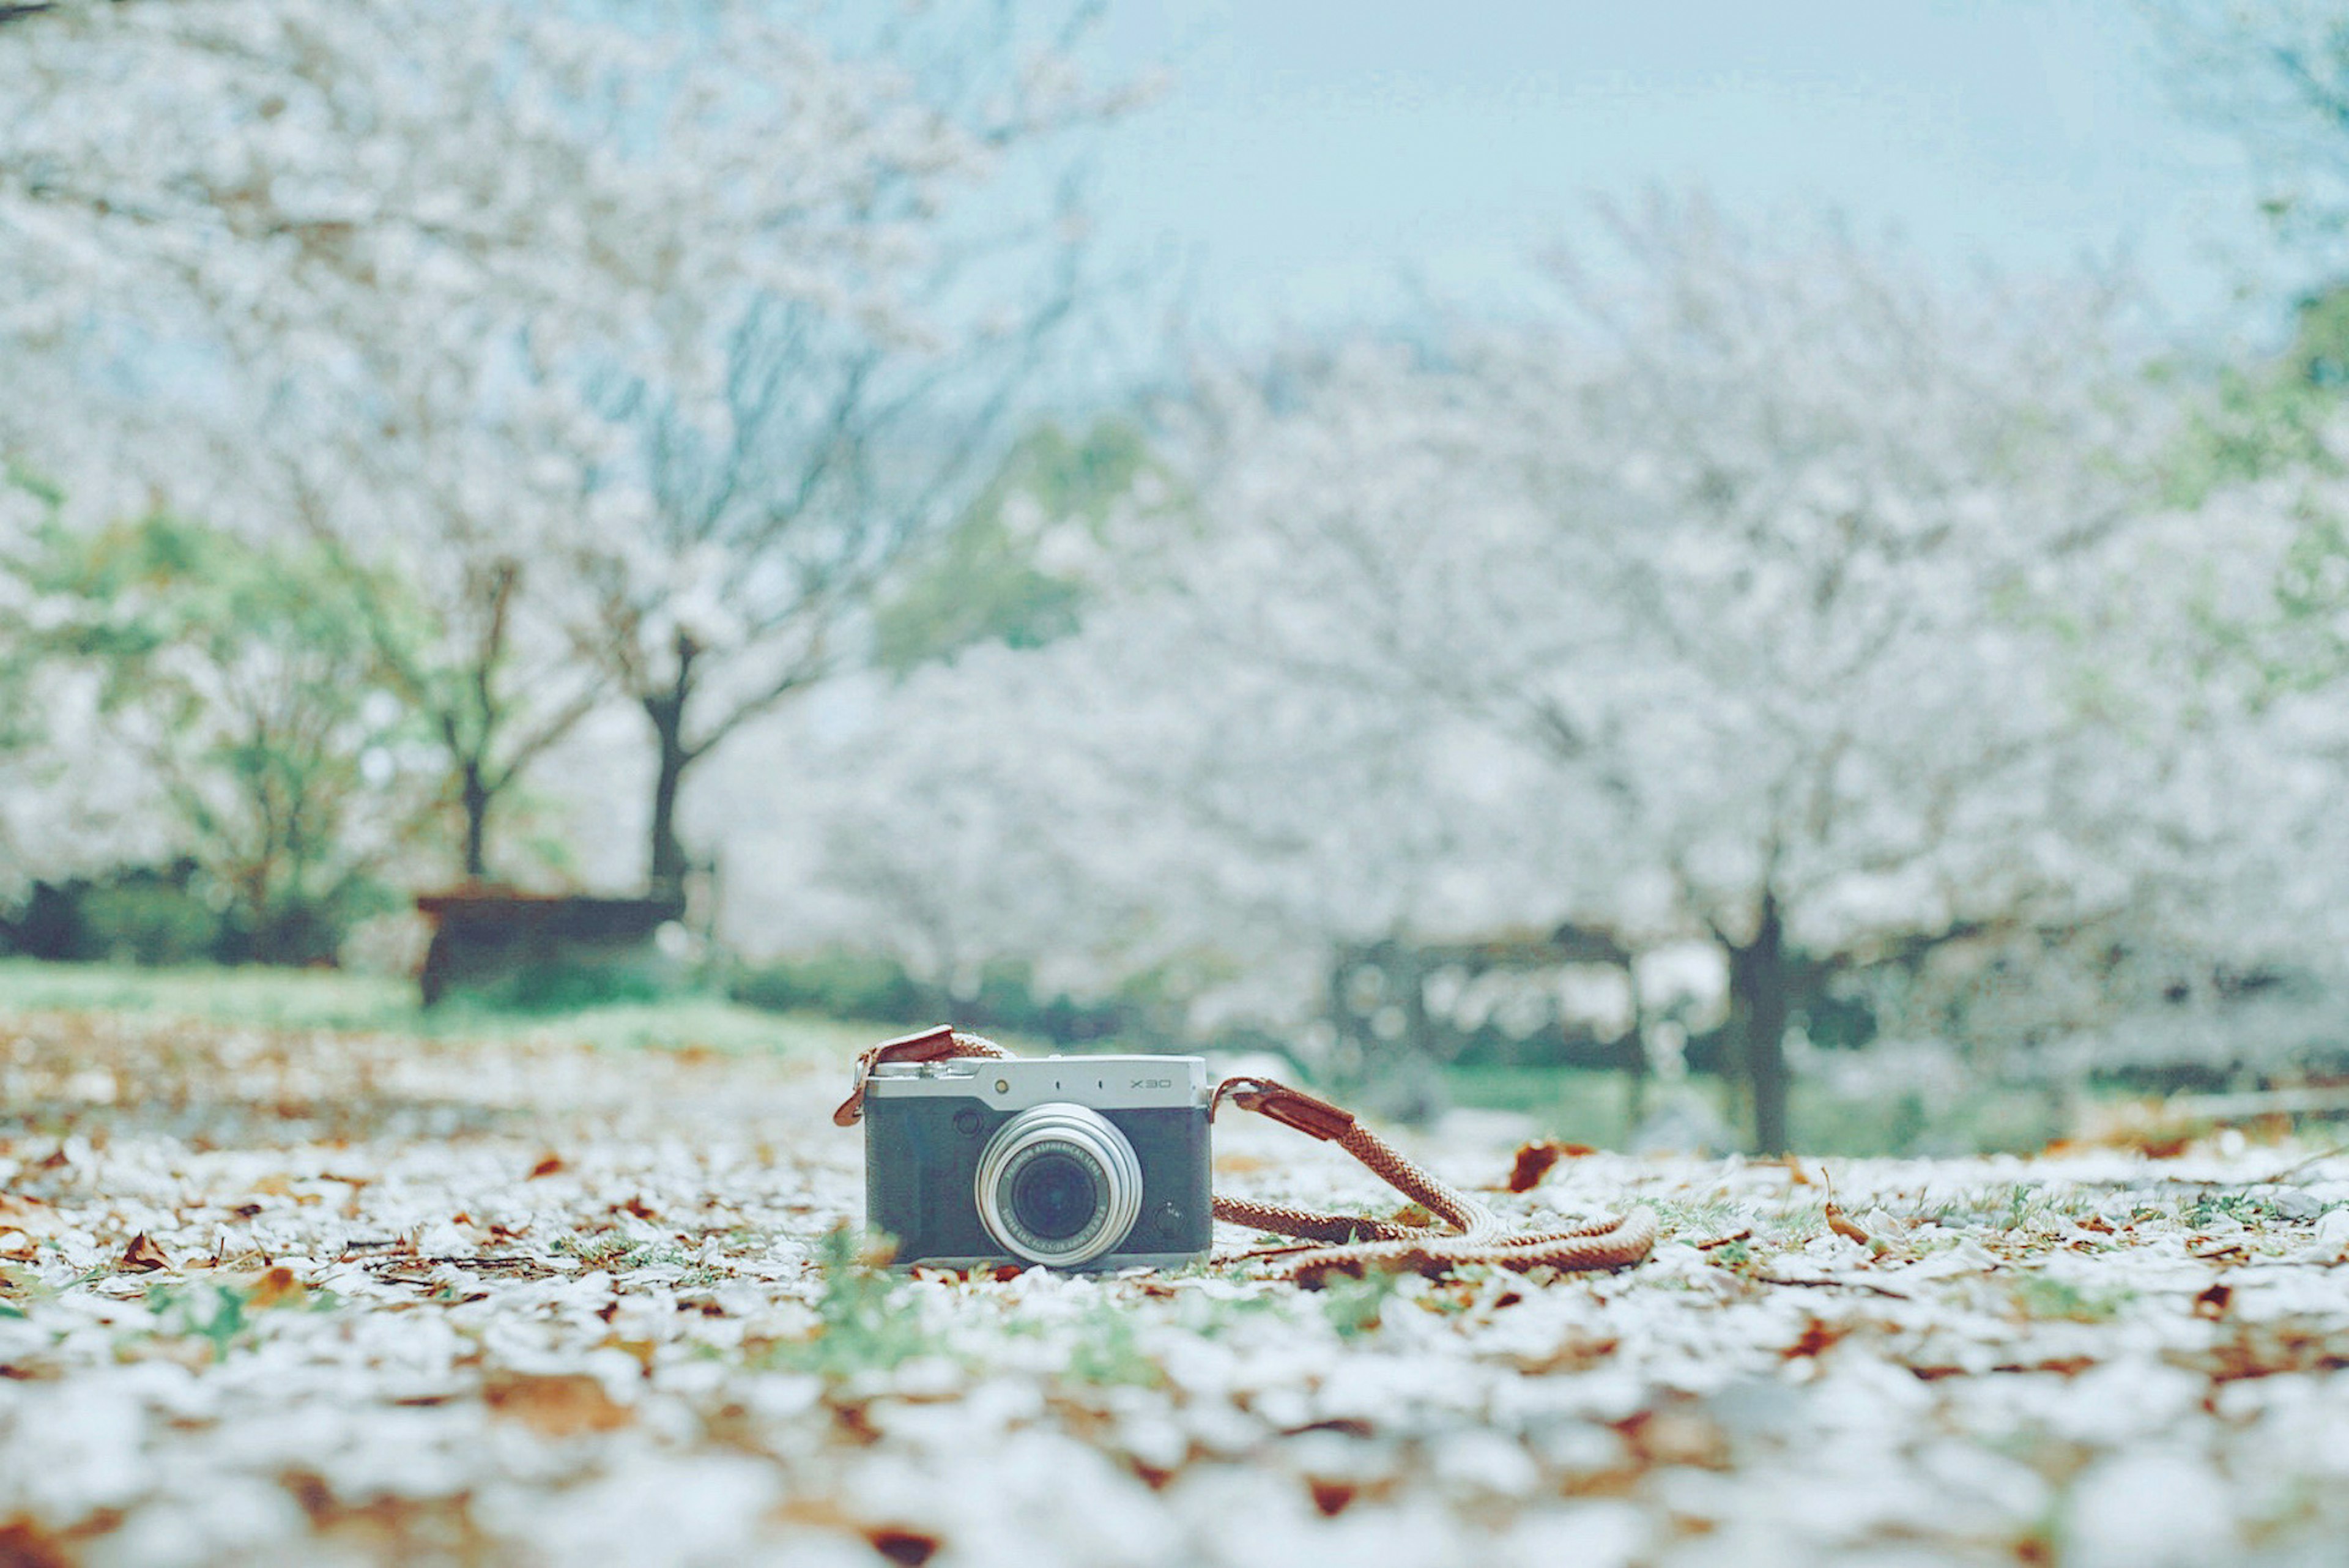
xmin=7 ymin=1 xmax=2349 ymax=1156
xmin=4 ymin=512 xmax=420 ymax=964
xmin=872 ymin=420 xmax=1155 ymax=674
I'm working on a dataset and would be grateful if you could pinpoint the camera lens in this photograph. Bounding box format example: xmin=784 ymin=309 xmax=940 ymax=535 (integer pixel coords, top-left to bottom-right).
xmin=1011 ymin=1152 xmax=1096 ymax=1240
xmin=974 ymin=1103 xmax=1143 ymax=1268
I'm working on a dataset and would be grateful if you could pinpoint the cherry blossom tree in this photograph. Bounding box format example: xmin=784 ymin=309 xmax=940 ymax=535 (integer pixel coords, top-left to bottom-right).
xmin=586 ymin=250 xmax=1104 ymax=897
xmin=0 ymin=0 xmax=1132 ymax=886
xmin=713 ymin=414 xmax=1635 ymax=1118
xmin=704 ymin=199 xmax=2347 ymax=1139
xmin=892 ymin=201 xmax=2184 ymax=1149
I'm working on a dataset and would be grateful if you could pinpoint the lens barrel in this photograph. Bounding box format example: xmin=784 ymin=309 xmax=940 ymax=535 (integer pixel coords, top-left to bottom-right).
xmin=974 ymin=1102 xmax=1143 ymax=1266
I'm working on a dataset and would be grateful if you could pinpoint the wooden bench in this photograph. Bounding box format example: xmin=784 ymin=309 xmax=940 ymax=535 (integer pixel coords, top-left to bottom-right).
xmin=414 ymin=888 xmax=686 ymax=1006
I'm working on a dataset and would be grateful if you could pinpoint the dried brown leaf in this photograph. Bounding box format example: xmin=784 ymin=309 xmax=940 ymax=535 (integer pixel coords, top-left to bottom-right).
xmin=1308 ymin=1479 xmax=1357 ymax=1517
xmin=1501 ymin=1140 xmax=1595 ymax=1193
xmin=481 ymin=1372 xmax=631 ymax=1436
xmin=0 ymin=1196 xmax=61 ymax=1238
xmin=1505 ymin=1329 xmax=1621 ymax=1375
xmin=249 ymin=1266 xmax=307 ymax=1308
xmin=118 ymin=1233 xmax=171 ymax=1273
xmin=866 ymin=1528 xmax=941 ymax=1566
xmin=1782 ymin=1316 xmax=1850 ymax=1360
xmin=0 ymin=1513 xmax=74 ymax=1568
xmin=1619 ymin=1407 xmax=1729 ymax=1469
xmin=2170 ymin=1319 xmax=2349 ymax=1383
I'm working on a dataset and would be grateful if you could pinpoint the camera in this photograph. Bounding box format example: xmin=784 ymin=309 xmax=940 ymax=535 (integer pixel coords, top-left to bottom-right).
xmin=863 ymin=1052 xmax=1212 ymax=1269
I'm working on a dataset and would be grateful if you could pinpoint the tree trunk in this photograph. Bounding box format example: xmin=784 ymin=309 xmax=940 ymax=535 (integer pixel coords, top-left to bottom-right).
xmin=646 ymin=708 xmax=689 ymax=897
xmin=645 ymin=633 xmax=701 ymax=901
xmin=459 ymin=765 xmax=491 ymax=882
xmin=1624 ymin=962 xmax=1650 ymax=1126
xmin=1727 ymin=888 xmax=1792 ymax=1154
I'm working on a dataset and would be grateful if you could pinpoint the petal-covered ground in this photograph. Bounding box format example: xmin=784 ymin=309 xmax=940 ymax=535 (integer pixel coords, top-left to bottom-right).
xmin=3 ymin=1010 xmax=2348 ymax=1567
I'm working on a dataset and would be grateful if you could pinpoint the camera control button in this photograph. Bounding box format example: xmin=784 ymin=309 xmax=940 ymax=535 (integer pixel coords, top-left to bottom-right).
xmin=952 ymin=1108 xmax=983 ymax=1137
xmin=1154 ymin=1202 xmax=1184 ymax=1238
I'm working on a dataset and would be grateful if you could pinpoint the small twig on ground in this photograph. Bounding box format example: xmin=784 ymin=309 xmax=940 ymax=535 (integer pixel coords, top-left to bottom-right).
xmin=1210 ymin=1243 xmax=1321 ymax=1265
xmin=1696 ymin=1229 xmax=1754 ymax=1250
xmin=2263 ymin=1143 xmax=2349 ymax=1185
xmin=1757 ymin=1274 xmax=1912 ymax=1301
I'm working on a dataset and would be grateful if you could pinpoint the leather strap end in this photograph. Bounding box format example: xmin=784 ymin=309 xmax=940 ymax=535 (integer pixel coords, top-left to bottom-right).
xmin=874 ymin=1024 xmax=960 ymax=1061
xmin=1247 ymin=1090 xmax=1357 ymax=1142
xmin=832 ymin=1024 xmax=960 ymax=1128
xmin=1214 ymin=1077 xmax=1357 ymax=1142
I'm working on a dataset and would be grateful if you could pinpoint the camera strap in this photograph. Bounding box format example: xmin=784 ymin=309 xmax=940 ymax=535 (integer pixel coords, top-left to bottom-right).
xmin=833 ymin=1027 xmax=1656 ymax=1285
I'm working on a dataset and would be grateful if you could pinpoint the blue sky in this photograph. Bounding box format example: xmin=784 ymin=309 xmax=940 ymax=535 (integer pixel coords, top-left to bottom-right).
xmin=1079 ymin=1 xmax=2272 ymax=342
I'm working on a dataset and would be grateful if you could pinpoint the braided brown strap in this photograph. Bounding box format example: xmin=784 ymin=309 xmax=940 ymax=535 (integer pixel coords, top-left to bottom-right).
xmin=835 ymin=1034 xmax=1657 ymax=1285
xmin=1207 ymin=1076 xmax=1656 ymax=1285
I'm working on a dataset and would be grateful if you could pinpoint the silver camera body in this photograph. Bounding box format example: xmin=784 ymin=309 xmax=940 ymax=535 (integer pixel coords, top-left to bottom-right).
xmin=862 ymin=1054 xmax=1212 ymax=1271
